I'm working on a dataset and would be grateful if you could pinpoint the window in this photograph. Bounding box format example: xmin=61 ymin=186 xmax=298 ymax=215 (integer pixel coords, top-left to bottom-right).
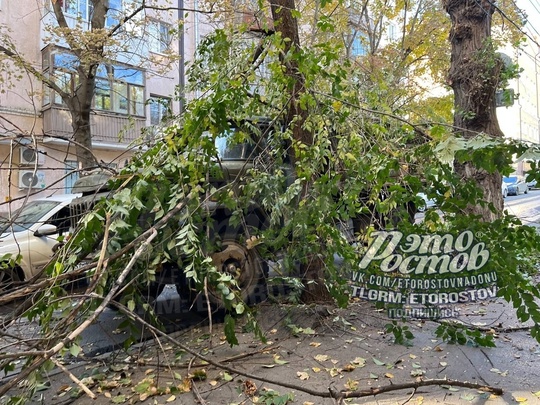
xmin=62 ymin=0 xmax=90 ymax=20
xmin=351 ymin=32 xmax=369 ymax=57
xmin=42 ymin=48 xmax=145 ymax=116
xmin=148 ymin=20 xmax=171 ymax=54
xmin=64 ymin=160 xmax=79 ymax=193
xmin=148 ymin=96 xmax=171 ymax=125
xmin=106 ymin=0 xmax=122 ymax=27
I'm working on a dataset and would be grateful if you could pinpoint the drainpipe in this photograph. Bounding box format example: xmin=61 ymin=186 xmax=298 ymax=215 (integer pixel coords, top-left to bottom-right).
xmin=178 ymin=0 xmax=185 ymax=114
xmin=536 ymin=50 xmax=540 ymax=145
xmin=517 ymin=49 xmax=523 ymax=175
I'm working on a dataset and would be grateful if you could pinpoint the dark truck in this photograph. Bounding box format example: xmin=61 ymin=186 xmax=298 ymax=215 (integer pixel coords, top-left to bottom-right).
xmin=68 ymin=120 xmax=288 ymax=308
xmin=67 ymin=120 xmax=416 ymax=309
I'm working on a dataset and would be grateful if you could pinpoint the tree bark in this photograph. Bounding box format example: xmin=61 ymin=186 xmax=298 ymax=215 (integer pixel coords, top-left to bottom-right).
xmin=269 ymin=0 xmax=332 ymax=303
xmin=443 ymin=0 xmax=504 ymax=220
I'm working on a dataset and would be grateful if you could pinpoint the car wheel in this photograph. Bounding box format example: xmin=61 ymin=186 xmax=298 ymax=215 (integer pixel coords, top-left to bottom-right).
xmin=503 ymin=189 xmax=508 ymax=198
xmin=525 ymin=187 xmax=529 ymax=194
xmin=207 ymin=229 xmax=268 ymax=307
xmin=176 ymin=224 xmax=268 ymax=309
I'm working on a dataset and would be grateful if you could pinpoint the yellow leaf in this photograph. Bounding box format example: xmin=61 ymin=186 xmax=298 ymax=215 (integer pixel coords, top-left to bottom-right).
xmin=309 ymin=342 xmax=321 ymax=347
xmin=314 ymin=354 xmax=329 ymax=362
xmin=344 ymin=379 xmax=359 ymax=391
xmin=514 ymin=397 xmax=528 ymax=403
xmin=329 ymin=367 xmax=340 ymax=377
xmin=209 ymin=380 xmax=218 ymax=386
xmin=384 ymin=373 xmax=394 ymax=378
xmin=352 ymin=357 xmax=366 ymax=366
xmin=166 ymin=395 xmax=176 ymax=402
xmin=409 ymin=354 xmax=417 ymax=359
xmin=312 ymin=367 xmax=321 ymax=373
xmin=297 ymin=371 xmax=309 ymax=380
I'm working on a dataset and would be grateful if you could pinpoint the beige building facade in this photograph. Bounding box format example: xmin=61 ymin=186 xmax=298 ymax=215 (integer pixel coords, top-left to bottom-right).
xmin=0 ymin=0 xmax=218 ymax=212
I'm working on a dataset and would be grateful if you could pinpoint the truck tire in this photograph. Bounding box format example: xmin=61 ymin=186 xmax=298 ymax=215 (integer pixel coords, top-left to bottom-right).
xmin=176 ymin=225 xmax=268 ymax=309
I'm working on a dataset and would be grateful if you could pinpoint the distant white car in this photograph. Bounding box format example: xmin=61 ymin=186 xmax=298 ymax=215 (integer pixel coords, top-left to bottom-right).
xmin=0 ymin=194 xmax=80 ymax=289
xmin=416 ymin=192 xmax=437 ymax=212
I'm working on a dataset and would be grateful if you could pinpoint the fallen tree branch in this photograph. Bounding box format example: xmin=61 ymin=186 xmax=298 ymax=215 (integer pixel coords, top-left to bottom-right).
xmin=50 ymin=358 xmax=97 ymax=400
xmin=0 ymin=227 xmax=158 ymax=398
xmin=113 ymin=302 xmax=505 ymax=401
xmin=339 ymin=378 xmax=503 ymax=399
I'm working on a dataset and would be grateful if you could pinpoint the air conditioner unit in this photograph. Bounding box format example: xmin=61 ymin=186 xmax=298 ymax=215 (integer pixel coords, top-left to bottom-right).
xmin=18 ymin=170 xmax=46 ymax=189
xmin=19 ymin=147 xmax=45 ymax=166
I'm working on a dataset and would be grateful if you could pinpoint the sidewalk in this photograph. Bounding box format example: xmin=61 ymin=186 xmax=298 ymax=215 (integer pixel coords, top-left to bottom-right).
xmin=11 ymin=295 xmax=540 ymax=405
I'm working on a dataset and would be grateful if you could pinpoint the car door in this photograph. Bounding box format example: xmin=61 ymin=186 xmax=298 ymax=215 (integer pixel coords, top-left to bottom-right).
xmin=27 ymin=205 xmax=72 ymax=275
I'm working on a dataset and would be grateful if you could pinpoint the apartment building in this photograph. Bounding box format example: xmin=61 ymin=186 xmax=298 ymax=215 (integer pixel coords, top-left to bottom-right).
xmin=0 ymin=0 xmax=220 ymax=211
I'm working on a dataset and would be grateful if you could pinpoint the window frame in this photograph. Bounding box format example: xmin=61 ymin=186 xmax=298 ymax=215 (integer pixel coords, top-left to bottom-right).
xmin=42 ymin=47 xmax=146 ymax=117
xmin=148 ymin=95 xmax=172 ymax=125
xmin=148 ymin=19 xmax=172 ymax=54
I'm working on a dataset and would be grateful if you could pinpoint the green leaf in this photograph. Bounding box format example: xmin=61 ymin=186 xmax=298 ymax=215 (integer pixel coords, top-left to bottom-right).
xmin=112 ymin=394 xmax=127 ymax=403
xmin=372 ymin=358 xmax=385 ymax=366
xmin=69 ymin=344 xmax=82 ymax=357
xmin=224 ymin=314 xmax=239 ymax=346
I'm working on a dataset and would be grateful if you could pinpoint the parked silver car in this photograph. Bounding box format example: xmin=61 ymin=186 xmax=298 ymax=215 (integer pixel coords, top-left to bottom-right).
xmin=0 ymin=193 xmax=80 ymax=289
xmin=503 ymin=176 xmax=528 ymax=196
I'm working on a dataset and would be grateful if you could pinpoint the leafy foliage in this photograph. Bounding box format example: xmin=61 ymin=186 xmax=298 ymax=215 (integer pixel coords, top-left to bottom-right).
xmin=2 ymin=5 xmax=540 ymax=403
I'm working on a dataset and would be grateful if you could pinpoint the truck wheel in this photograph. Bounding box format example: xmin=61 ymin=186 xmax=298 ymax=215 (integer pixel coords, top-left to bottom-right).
xmin=209 ymin=230 xmax=268 ymax=306
xmin=176 ymin=227 xmax=268 ymax=309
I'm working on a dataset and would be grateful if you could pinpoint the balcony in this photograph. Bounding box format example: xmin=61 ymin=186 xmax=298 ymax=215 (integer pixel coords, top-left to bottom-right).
xmin=42 ymin=106 xmax=147 ymax=145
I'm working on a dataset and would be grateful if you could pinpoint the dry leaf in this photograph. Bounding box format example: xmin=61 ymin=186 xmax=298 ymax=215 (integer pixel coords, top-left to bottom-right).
xmin=342 ymin=364 xmax=356 ymax=372
xmin=297 ymin=371 xmax=310 ymax=380
xmin=344 ymin=379 xmax=359 ymax=391
xmin=178 ymin=378 xmax=192 ymax=393
xmin=209 ymin=380 xmax=218 ymax=386
xmin=328 ymin=367 xmax=340 ymax=377
xmin=314 ymin=354 xmax=329 ymax=362
xmin=166 ymin=395 xmax=176 ymax=402
xmin=384 ymin=373 xmax=394 ymax=378
xmin=312 ymin=367 xmax=321 ymax=373
xmin=243 ymin=380 xmax=258 ymax=396
xmin=310 ymin=342 xmax=322 ymax=347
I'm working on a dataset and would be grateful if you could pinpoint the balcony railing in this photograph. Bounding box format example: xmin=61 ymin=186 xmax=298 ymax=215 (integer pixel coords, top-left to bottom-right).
xmin=42 ymin=107 xmax=147 ymax=145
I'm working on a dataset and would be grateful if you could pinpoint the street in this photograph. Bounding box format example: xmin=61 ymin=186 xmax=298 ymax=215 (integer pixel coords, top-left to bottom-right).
xmin=504 ymin=188 xmax=540 ymax=227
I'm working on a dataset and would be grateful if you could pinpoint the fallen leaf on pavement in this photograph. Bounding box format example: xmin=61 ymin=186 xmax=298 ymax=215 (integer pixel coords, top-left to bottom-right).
xmin=372 ymin=358 xmax=385 ymax=366
xmin=314 ymin=354 xmax=329 ymax=362
xmin=297 ymin=371 xmax=309 ymax=380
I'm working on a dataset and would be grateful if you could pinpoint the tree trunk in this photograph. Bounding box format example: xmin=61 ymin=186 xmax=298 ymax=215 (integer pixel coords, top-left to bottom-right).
xmin=269 ymin=0 xmax=332 ymax=303
xmin=443 ymin=0 xmax=504 ymax=220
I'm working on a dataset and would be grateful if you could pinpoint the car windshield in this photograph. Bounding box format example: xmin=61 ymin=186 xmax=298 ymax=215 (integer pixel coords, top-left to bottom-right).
xmin=0 ymin=201 xmax=59 ymax=234
xmin=503 ymin=176 xmax=518 ymax=184
xmin=215 ymin=133 xmax=257 ymax=160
